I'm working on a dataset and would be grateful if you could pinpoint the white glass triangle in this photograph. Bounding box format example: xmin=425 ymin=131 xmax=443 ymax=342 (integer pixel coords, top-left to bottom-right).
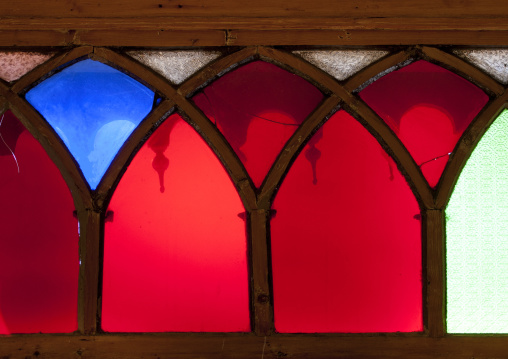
xmin=128 ymin=50 xmax=221 ymax=84
xmin=293 ymin=50 xmax=389 ymax=81
xmin=0 ymin=52 xmax=53 ymax=82
xmin=454 ymin=49 xmax=508 ymax=84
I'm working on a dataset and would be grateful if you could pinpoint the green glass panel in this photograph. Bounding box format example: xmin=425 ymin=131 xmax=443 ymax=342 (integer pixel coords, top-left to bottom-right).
xmin=446 ymin=109 xmax=508 ymax=333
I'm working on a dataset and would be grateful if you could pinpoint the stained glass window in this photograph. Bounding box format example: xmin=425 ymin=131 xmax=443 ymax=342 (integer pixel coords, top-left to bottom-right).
xmin=26 ymin=59 xmax=155 ymax=189
xmin=0 ymin=111 xmax=78 ymax=334
xmin=271 ymin=110 xmax=422 ymax=333
xmin=102 ymin=114 xmax=250 ymax=332
xmin=360 ymin=60 xmax=488 ymax=188
xmin=193 ymin=60 xmax=323 ymax=187
xmin=446 ymin=109 xmax=508 ymax=333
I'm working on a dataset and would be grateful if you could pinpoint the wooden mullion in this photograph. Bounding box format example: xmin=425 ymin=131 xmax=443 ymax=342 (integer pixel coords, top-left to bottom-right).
xmin=174 ymin=95 xmax=257 ymax=211
xmin=77 ymin=208 xmax=101 ymax=334
xmin=258 ymin=96 xmax=340 ymax=207
xmin=424 ymin=209 xmax=445 ymax=337
xmin=95 ymin=99 xmax=175 ymax=206
xmin=345 ymin=97 xmax=435 ymax=208
xmin=249 ymin=209 xmax=273 ymax=335
xmin=179 ymin=47 xmax=258 ymax=97
xmin=436 ymin=91 xmax=508 ymax=208
xmin=421 ymin=46 xmax=504 ymax=96
xmin=344 ymin=50 xmax=413 ymax=93
xmin=12 ymin=46 xmax=93 ymax=95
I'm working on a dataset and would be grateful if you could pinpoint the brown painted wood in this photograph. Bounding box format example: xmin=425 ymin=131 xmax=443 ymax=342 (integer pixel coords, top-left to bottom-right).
xmin=344 ymin=50 xmax=413 ymax=92
xmin=76 ymin=209 xmax=101 ymax=334
xmin=4 ymin=29 xmax=508 ymax=47
xmin=95 ymin=100 xmax=175 ymax=207
xmin=0 ymin=334 xmax=508 ymax=358
xmin=174 ymin=96 xmax=258 ymax=211
xmin=346 ymin=97 xmax=435 ymax=209
xmin=2 ymin=0 xmax=508 ymax=19
xmin=424 ymin=209 xmax=445 ymax=337
xmin=258 ymin=96 xmax=340 ymax=208
xmin=5 ymin=17 xmax=508 ymax=32
xmin=79 ymin=30 xmax=226 ymax=47
xmin=12 ymin=47 xmax=93 ymax=95
xmin=92 ymin=48 xmax=257 ymax=211
xmin=257 ymin=46 xmax=351 ymax=98
xmin=178 ymin=47 xmax=258 ymax=96
xmin=421 ymin=46 xmax=505 ymax=96
xmin=225 ymin=30 xmax=508 ymax=47
xmin=436 ymin=91 xmax=508 ymax=208
xmin=249 ymin=209 xmax=273 ymax=336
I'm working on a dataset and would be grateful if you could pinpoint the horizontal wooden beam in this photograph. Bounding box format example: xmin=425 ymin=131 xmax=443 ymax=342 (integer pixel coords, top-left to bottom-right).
xmin=4 ymin=17 xmax=508 ymax=31
xmin=2 ymin=29 xmax=508 ymax=47
xmin=2 ymin=0 xmax=508 ymax=18
xmin=0 ymin=334 xmax=507 ymax=358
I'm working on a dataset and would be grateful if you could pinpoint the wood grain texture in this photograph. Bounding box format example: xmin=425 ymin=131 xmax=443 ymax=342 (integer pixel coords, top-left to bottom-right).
xmin=344 ymin=97 xmax=435 ymax=209
xmin=421 ymin=46 xmax=504 ymax=96
xmin=258 ymin=96 xmax=340 ymax=208
xmin=1 ymin=0 xmax=508 ymax=18
xmin=424 ymin=209 xmax=445 ymax=337
xmin=249 ymin=209 xmax=273 ymax=335
xmin=0 ymin=334 xmax=507 ymax=358
xmin=436 ymin=91 xmax=508 ymax=208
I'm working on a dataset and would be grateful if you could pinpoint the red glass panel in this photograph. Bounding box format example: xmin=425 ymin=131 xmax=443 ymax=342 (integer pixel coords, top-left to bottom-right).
xmin=271 ymin=111 xmax=422 ymax=333
xmin=193 ymin=61 xmax=323 ymax=187
xmin=0 ymin=111 xmax=78 ymax=334
xmin=103 ymin=114 xmax=250 ymax=332
xmin=359 ymin=60 xmax=488 ymax=187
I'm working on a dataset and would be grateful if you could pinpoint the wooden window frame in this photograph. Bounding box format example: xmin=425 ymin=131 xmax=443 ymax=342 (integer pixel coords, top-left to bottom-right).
xmin=1 ymin=38 xmax=508 ymax=357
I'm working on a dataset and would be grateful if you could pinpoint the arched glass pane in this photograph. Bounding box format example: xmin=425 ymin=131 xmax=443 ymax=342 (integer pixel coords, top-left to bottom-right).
xmin=0 ymin=111 xmax=78 ymax=334
xmin=26 ymin=59 xmax=155 ymax=189
xmin=446 ymin=109 xmax=508 ymax=333
xmin=103 ymin=114 xmax=250 ymax=332
xmin=271 ymin=110 xmax=422 ymax=333
xmin=193 ymin=61 xmax=323 ymax=187
xmin=359 ymin=60 xmax=488 ymax=187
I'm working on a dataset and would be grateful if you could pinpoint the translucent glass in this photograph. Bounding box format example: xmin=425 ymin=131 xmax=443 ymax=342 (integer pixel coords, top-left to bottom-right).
xmin=446 ymin=109 xmax=508 ymax=333
xmin=0 ymin=52 xmax=53 ymax=82
xmin=193 ymin=61 xmax=323 ymax=187
xmin=293 ymin=50 xmax=388 ymax=81
xmin=26 ymin=59 xmax=155 ymax=189
xmin=128 ymin=50 xmax=221 ymax=84
xmin=102 ymin=114 xmax=250 ymax=332
xmin=454 ymin=49 xmax=508 ymax=84
xmin=0 ymin=111 xmax=78 ymax=334
xmin=271 ymin=110 xmax=422 ymax=333
xmin=359 ymin=60 xmax=488 ymax=187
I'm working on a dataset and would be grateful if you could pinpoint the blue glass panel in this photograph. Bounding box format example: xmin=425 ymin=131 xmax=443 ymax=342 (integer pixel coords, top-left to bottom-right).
xmin=26 ymin=59 xmax=155 ymax=189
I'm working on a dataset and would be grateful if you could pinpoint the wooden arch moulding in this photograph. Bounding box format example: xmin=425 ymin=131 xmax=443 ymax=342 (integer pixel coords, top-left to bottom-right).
xmin=0 ymin=16 xmax=508 ymax=356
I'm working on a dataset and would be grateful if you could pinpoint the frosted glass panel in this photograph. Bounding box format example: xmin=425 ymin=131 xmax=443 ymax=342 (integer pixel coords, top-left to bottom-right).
xmin=26 ymin=59 xmax=155 ymax=189
xmin=0 ymin=52 xmax=53 ymax=82
xmin=102 ymin=114 xmax=250 ymax=332
xmin=271 ymin=111 xmax=422 ymax=333
xmin=128 ymin=50 xmax=221 ymax=84
xmin=0 ymin=111 xmax=78 ymax=334
xmin=293 ymin=50 xmax=388 ymax=81
xmin=446 ymin=110 xmax=508 ymax=334
xmin=454 ymin=49 xmax=508 ymax=84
